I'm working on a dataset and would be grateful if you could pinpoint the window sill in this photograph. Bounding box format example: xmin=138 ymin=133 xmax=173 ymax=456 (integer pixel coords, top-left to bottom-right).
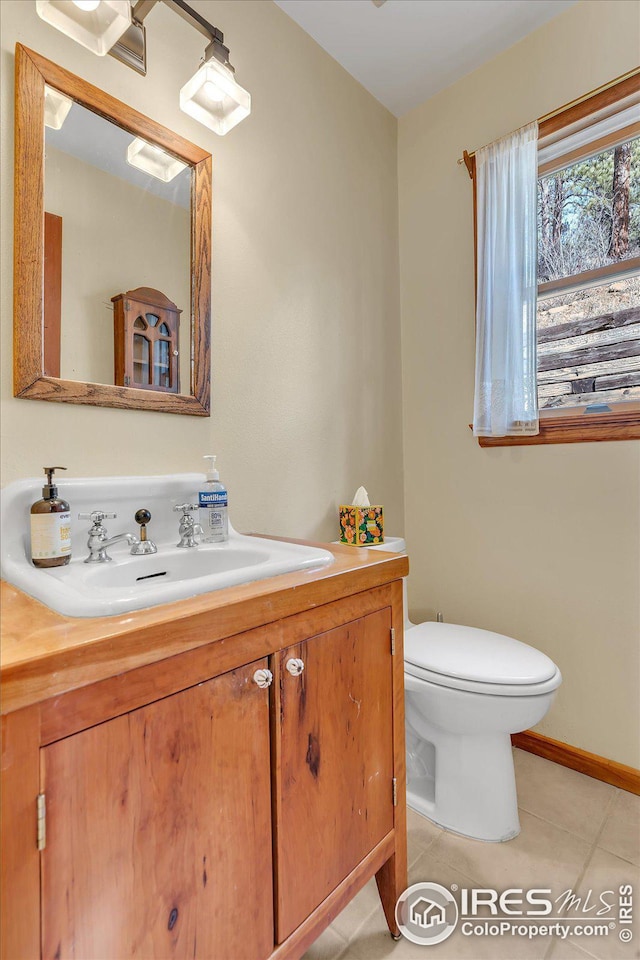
xmin=472 ymin=404 xmax=640 ymax=446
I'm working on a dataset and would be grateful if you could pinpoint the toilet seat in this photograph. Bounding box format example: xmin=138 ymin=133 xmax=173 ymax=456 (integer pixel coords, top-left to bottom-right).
xmin=405 ymin=659 xmax=562 ymax=697
xmin=404 ymin=622 xmax=562 ymax=697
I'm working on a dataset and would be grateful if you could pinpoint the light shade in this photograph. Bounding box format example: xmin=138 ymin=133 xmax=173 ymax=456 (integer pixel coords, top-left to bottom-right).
xmin=35 ymin=0 xmax=131 ymax=56
xmin=126 ymin=138 xmax=189 ymax=183
xmin=44 ymin=85 xmax=73 ymax=129
xmin=180 ymin=57 xmax=251 ymax=136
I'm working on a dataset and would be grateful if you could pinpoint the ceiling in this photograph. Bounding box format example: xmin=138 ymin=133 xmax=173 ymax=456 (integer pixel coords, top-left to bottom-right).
xmin=273 ymin=0 xmax=578 ymax=117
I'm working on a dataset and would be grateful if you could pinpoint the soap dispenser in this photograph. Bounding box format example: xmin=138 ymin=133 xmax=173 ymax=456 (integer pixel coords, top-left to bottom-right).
xmin=30 ymin=466 xmax=72 ymax=568
xmin=199 ymin=455 xmax=228 ymax=543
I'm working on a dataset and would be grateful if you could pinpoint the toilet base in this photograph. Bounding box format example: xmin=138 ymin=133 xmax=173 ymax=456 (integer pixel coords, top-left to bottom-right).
xmin=406 ymin=704 xmax=521 ymax=842
xmin=406 ymin=788 xmax=520 ymax=843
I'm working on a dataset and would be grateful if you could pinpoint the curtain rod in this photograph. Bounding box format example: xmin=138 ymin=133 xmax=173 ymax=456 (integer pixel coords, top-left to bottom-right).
xmin=457 ymin=66 xmax=640 ymax=177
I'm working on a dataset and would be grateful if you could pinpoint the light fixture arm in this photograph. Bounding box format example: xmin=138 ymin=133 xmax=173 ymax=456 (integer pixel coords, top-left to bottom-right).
xmin=110 ymin=0 xmax=231 ymax=75
xmin=164 ymin=0 xmax=221 ymax=44
xmin=164 ymin=0 xmax=231 ymax=67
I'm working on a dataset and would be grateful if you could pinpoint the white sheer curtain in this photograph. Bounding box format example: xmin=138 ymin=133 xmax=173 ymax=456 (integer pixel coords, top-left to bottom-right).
xmin=473 ymin=122 xmax=539 ymax=437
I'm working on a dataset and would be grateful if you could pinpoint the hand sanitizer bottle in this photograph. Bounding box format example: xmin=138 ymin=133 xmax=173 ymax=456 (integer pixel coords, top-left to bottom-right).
xmin=199 ymin=456 xmax=228 ymax=543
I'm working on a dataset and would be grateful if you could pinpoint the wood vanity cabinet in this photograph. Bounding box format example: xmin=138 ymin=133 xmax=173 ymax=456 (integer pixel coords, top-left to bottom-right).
xmin=41 ymin=661 xmax=274 ymax=960
xmin=1 ymin=574 xmax=407 ymax=960
xmin=275 ymin=608 xmax=394 ymax=941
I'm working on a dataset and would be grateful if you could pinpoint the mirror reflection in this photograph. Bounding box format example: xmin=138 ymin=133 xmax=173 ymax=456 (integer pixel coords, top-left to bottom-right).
xmin=43 ymin=93 xmax=192 ymax=393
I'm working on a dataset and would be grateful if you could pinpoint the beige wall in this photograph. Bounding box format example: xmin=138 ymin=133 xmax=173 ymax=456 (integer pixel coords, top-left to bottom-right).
xmin=399 ymin=0 xmax=640 ymax=767
xmin=45 ymin=145 xmax=190 ymax=386
xmin=0 ymin=0 xmax=404 ymax=539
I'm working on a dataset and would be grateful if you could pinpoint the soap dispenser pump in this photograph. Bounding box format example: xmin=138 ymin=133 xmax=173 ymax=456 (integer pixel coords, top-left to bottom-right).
xmin=30 ymin=466 xmax=72 ymax=567
xmin=199 ymin=455 xmax=228 ymax=543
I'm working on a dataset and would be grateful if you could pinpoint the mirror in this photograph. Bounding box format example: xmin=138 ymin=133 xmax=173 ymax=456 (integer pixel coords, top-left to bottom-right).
xmin=14 ymin=44 xmax=211 ymax=415
xmin=44 ymin=100 xmax=191 ymax=391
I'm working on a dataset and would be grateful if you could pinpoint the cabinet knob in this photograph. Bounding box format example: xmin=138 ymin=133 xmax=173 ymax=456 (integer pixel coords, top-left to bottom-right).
xmin=253 ymin=668 xmax=273 ymax=689
xmin=286 ymin=658 xmax=305 ymax=677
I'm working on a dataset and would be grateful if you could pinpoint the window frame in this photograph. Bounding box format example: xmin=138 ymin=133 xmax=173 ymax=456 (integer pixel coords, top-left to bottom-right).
xmin=469 ymin=70 xmax=640 ymax=447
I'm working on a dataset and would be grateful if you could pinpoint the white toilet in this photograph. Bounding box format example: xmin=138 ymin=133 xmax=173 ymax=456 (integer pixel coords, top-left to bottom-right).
xmin=369 ymin=538 xmax=562 ymax=843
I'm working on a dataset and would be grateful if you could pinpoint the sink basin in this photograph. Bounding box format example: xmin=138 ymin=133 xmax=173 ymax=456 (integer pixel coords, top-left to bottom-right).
xmin=1 ymin=474 xmax=334 ymax=618
xmin=82 ymin=544 xmax=271 ymax=589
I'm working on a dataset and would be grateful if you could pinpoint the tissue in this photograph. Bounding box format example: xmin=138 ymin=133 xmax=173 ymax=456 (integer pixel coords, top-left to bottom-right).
xmin=352 ymin=486 xmax=370 ymax=508
xmin=339 ymin=488 xmax=384 ymax=546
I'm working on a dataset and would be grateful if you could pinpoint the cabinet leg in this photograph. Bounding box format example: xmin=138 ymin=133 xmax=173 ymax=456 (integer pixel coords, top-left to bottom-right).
xmin=374 ymin=826 xmax=407 ymax=938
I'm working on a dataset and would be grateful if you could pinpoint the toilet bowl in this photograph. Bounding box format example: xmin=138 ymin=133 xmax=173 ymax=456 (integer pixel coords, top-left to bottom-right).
xmin=367 ymin=538 xmax=562 ymax=842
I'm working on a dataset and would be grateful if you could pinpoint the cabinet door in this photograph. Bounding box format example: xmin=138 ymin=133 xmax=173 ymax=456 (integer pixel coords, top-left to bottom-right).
xmin=274 ymin=607 xmax=394 ymax=940
xmin=41 ymin=660 xmax=273 ymax=960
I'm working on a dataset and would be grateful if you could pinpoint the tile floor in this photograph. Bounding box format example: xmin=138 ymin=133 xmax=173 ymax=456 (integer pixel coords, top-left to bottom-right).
xmin=303 ymin=749 xmax=640 ymax=960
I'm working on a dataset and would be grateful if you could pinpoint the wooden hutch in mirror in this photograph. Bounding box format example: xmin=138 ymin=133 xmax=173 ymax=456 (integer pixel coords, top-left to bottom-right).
xmin=112 ymin=287 xmax=181 ymax=393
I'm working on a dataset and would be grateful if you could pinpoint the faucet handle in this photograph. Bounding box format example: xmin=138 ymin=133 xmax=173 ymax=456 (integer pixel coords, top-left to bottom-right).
xmin=131 ymin=508 xmax=157 ymax=555
xmin=134 ymin=508 xmax=152 ymax=541
xmin=78 ymin=510 xmax=116 ymax=524
xmin=175 ymin=504 xmax=201 ymax=548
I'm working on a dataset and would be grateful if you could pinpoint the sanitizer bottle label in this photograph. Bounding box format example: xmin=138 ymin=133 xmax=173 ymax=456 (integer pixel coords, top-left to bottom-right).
xmin=199 ymin=492 xmax=228 ymax=508
xmin=199 ymin=491 xmax=228 ymax=541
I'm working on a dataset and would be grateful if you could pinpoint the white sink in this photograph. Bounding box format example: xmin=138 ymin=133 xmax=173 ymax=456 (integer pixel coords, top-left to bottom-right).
xmin=1 ymin=474 xmax=334 ymax=618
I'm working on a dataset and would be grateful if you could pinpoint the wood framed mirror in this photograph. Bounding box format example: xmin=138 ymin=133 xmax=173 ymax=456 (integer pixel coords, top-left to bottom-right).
xmin=13 ymin=44 xmax=211 ymax=415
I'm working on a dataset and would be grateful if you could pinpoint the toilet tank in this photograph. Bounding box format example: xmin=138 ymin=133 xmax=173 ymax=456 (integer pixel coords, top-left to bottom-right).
xmin=366 ymin=537 xmax=406 ymax=555
xmin=364 ymin=537 xmax=412 ymax=630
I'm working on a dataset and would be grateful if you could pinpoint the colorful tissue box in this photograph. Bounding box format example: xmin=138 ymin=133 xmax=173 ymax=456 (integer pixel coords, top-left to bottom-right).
xmin=339 ymin=505 xmax=384 ymax=546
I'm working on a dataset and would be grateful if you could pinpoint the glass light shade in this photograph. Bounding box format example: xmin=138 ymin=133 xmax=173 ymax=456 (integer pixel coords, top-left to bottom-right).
xmin=180 ymin=58 xmax=251 ymax=136
xmin=126 ymin=138 xmax=189 ymax=183
xmin=35 ymin=0 xmax=131 ymax=56
xmin=44 ymin=85 xmax=73 ymax=129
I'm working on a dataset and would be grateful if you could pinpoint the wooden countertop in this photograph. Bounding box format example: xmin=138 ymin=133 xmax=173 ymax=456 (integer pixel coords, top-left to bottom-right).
xmin=1 ymin=540 xmax=408 ymax=715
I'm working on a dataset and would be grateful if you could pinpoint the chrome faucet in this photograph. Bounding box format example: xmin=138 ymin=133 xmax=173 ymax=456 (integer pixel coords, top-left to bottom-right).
xmin=174 ymin=503 xmax=202 ymax=548
xmin=79 ymin=509 xmax=157 ymax=563
xmin=79 ymin=511 xmax=136 ymax=563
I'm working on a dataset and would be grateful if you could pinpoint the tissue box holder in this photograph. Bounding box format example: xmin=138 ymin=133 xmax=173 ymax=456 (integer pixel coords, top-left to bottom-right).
xmin=339 ymin=505 xmax=384 ymax=546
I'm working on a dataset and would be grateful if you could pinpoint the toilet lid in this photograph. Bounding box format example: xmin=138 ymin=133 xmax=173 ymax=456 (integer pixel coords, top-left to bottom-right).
xmin=404 ymin=622 xmax=557 ymax=685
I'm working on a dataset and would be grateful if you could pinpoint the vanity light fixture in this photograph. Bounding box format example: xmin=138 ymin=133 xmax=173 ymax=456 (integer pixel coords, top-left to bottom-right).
xmin=36 ymin=0 xmax=252 ymax=136
xmin=126 ymin=137 xmax=188 ymax=182
xmin=35 ymin=0 xmax=132 ymax=56
xmin=44 ymin=85 xmax=73 ymax=129
xmin=179 ymin=42 xmax=251 ymax=136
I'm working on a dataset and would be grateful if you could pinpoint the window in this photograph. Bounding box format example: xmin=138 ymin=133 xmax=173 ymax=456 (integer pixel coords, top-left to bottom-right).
xmin=472 ymin=71 xmax=640 ymax=446
xmin=537 ymin=136 xmax=639 ymax=413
